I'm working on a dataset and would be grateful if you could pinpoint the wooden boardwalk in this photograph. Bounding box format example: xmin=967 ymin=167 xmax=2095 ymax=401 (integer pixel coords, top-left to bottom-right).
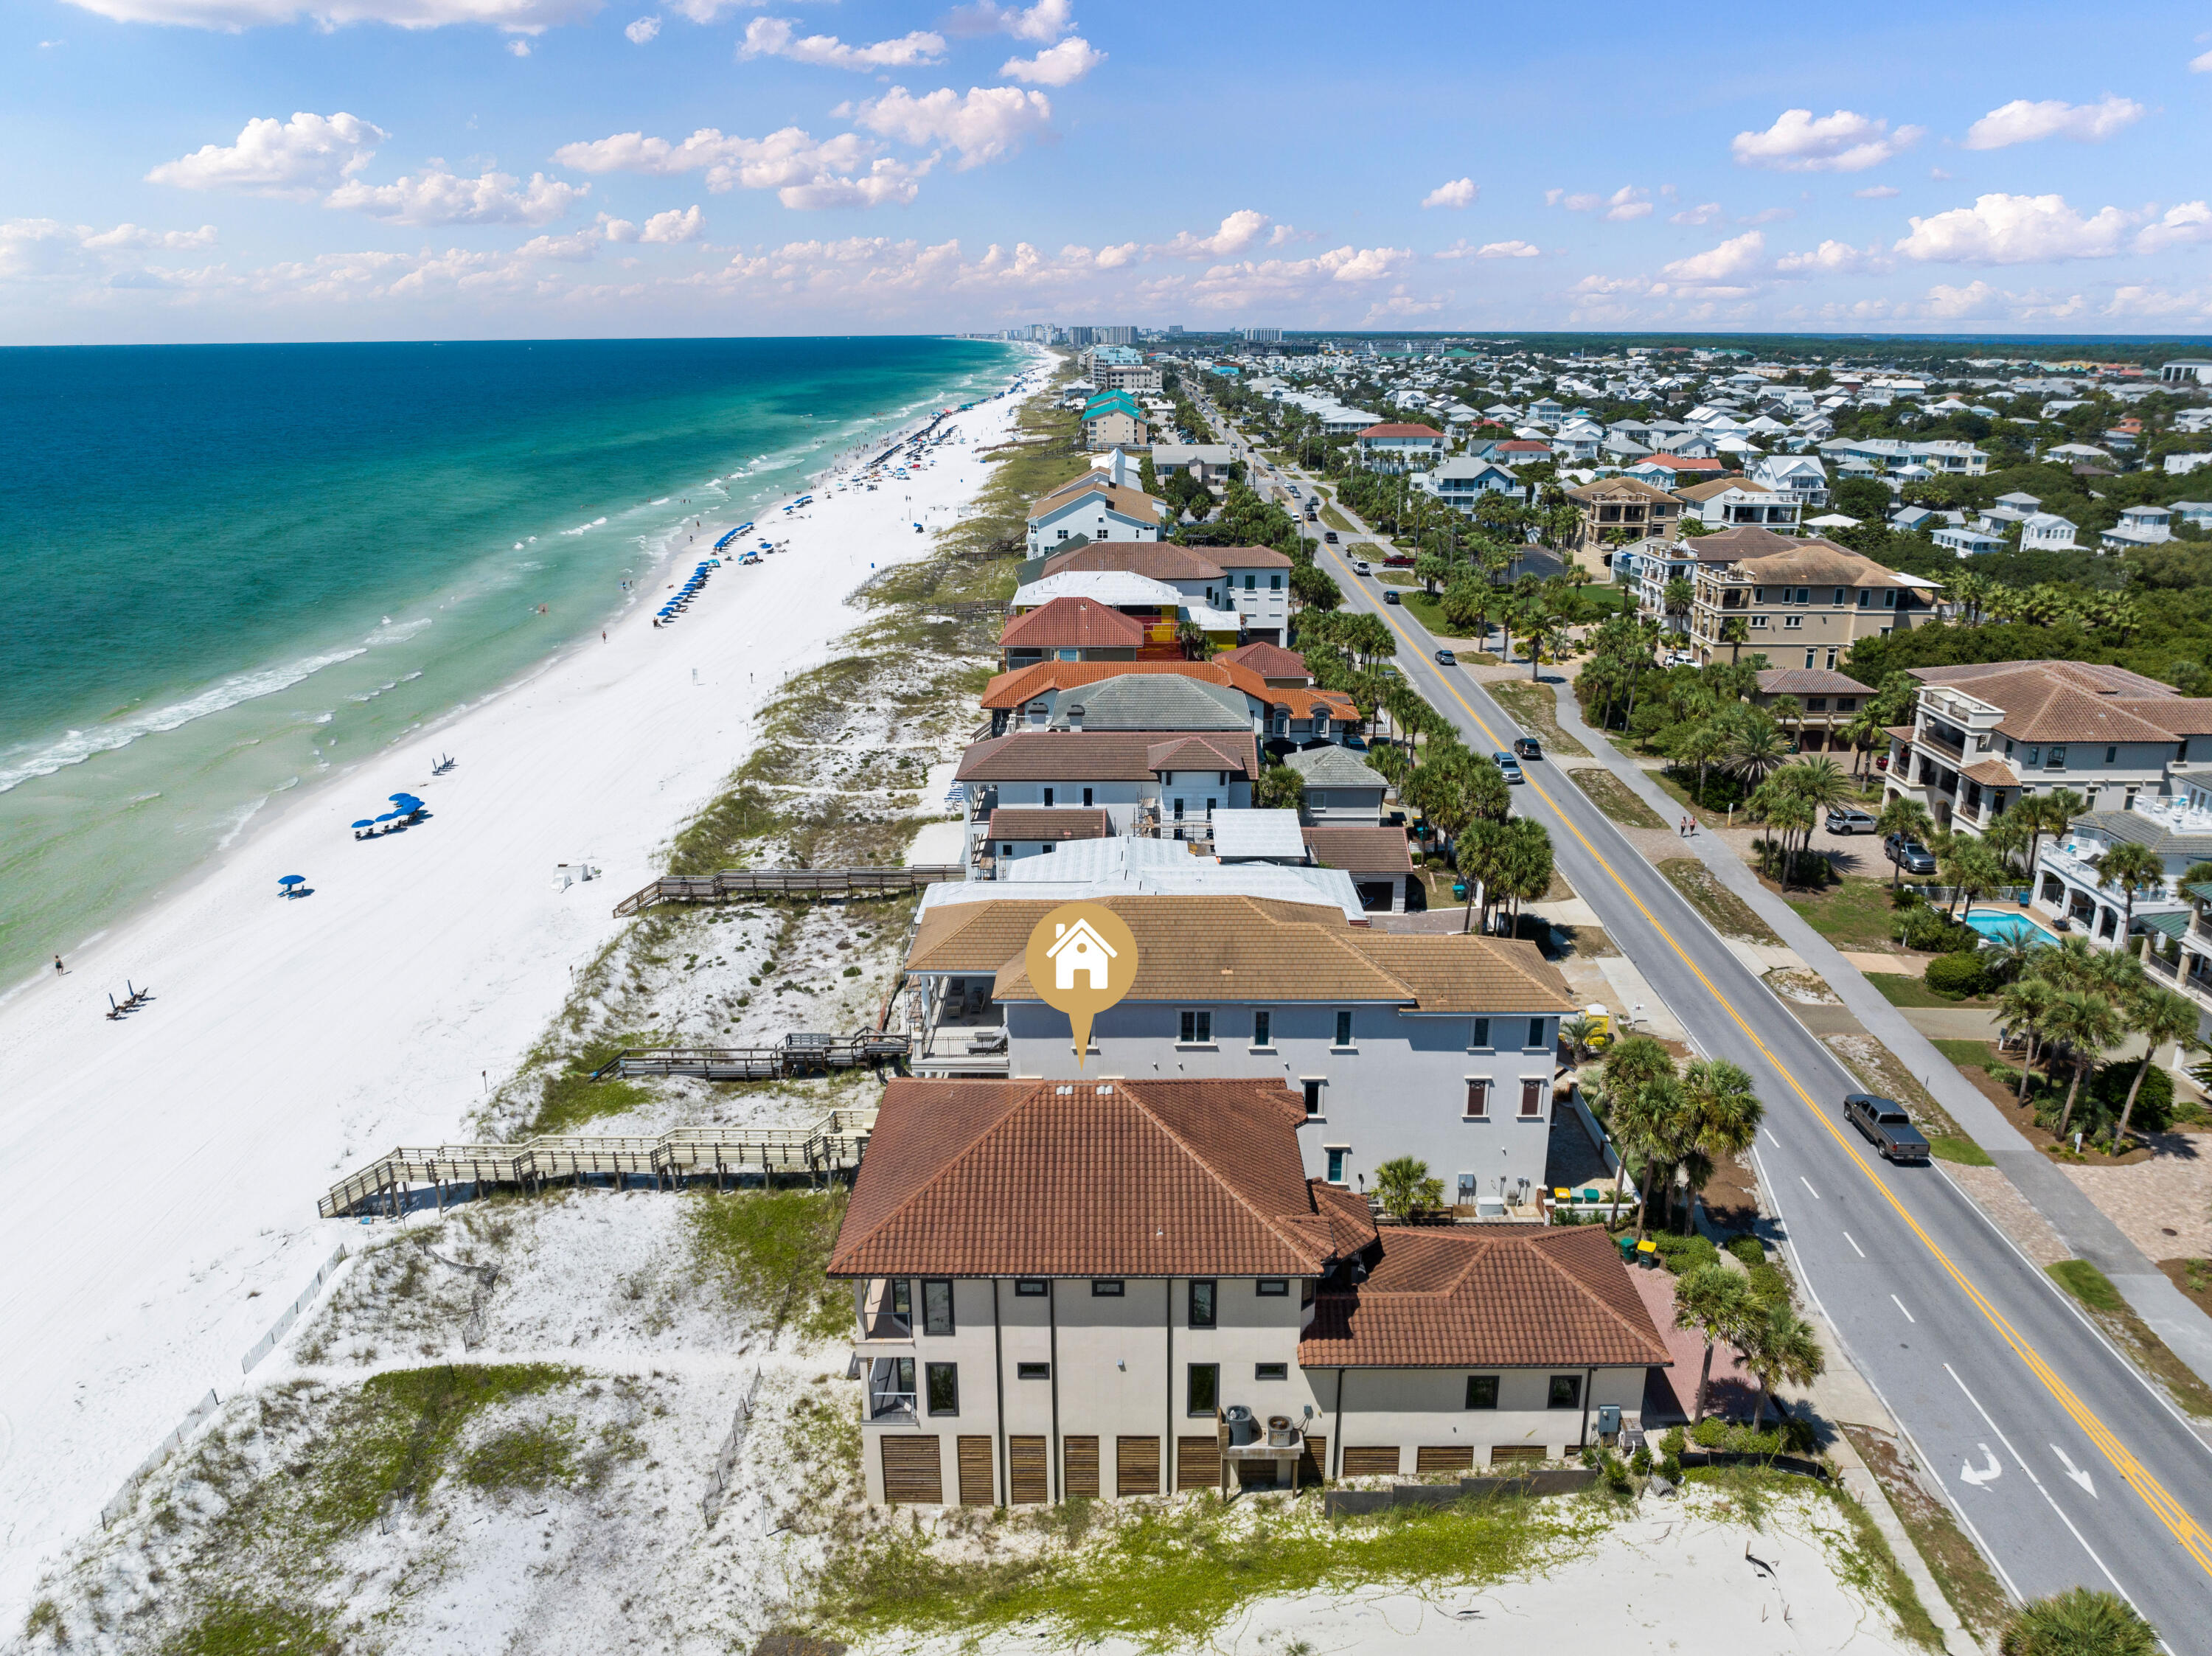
xmin=611 ymin=864 xmax=963 ymax=917
xmin=319 ymin=1110 xmax=877 ymax=1219
xmin=588 ymin=1031 xmax=909 ymax=1080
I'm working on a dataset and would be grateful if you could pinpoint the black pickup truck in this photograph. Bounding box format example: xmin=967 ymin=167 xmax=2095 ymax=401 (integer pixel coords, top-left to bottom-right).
xmin=1844 ymin=1093 xmax=1930 ymax=1162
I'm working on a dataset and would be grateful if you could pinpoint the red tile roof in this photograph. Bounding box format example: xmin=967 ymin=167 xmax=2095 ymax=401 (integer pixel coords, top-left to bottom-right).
xmin=1360 ymin=423 xmax=1446 ymax=439
xmin=1000 ymin=596 xmax=1146 ymax=652
xmin=828 ymin=1079 xmax=1368 ymax=1278
xmin=1298 ymin=1225 xmax=1671 ymax=1369
xmin=1217 ymin=641 xmax=1312 ymax=682
xmin=983 ymin=807 xmax=1113 ymax=842
xmin=955 ymin=730 xmax=1258 ymax=784
xmin=977 ymin=658 xmax=1354 ymax=723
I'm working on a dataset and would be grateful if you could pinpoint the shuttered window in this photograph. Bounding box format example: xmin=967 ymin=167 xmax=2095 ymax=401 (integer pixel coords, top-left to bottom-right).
xmin=880 ymin=1436 xmax=942 ymax=1505
xmin=1064 ymin=1436 xmax=1101 ymax=1498
xmin=956 ymin=1436 xmax=994 ymax=1506
xmin=1341 ymin=1446 xmax=1400 ymax=1478
xmin=1416 ymin=1446 xmax=1474 ymax=1473
xmin=1009 ymin=1436 xmax=1048 ymax=1505
xmin=1464 ymin=1079 xmax=1489 ymax=1119
xmin=1116 ymin=1436 xmax=1161 ymax=1496
xmin=1520 ymin=1079 xmax=1544 ymax=1118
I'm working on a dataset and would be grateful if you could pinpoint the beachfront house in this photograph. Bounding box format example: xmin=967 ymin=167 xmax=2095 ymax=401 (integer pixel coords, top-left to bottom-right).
xmin=833 ymin=1076 xmax=1668 ymax=1506
xmin=953 ymin=728 xmax=1258 ymax=841
xmin=1565 ymin=476 xmax=1682 ymax=571
xmin=898 ymin=891 xmax=1578 ymax=1208
xmin=1000 ymin=597 xmax=1148 ymax=669
xmin=1025 ymin=542 xmax=1294 ymax=644
xmin=1683 ymin=529 xmax=1935 ymax=671
xmin=1354 ymin=424 xmax=1447 ymax=473
xmin=978 ymin=660 xmax=1363 ymax=748
xmin=1082 ymin=391 xmax=1150 ymax=450
xmin=1024 ymin=473 xmax=1169 ymax=557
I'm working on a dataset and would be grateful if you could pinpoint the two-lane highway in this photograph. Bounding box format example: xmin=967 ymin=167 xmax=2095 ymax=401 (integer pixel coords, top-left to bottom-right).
xmin=1221 ymin=421 xmax=2212 ymax=1640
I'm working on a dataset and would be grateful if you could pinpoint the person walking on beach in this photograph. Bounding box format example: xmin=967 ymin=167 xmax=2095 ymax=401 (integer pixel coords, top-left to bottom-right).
xmin=54 ymin=954 xmax=64 ymax=976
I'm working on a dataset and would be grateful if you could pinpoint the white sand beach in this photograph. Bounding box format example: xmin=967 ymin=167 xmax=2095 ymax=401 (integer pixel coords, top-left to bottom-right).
xmin=0 ymin=354 xmax=1039 ymax=1616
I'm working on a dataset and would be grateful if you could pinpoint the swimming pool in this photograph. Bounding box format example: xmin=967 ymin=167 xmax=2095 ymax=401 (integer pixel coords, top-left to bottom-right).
xmin=1963 ymin=908 xmax=2062 ymax=947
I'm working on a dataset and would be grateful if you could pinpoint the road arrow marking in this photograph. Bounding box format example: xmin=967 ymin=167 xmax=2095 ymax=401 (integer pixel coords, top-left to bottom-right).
xmin=2052 ymin=1445 xmax=2096 ymax=1497
xmin=1961 ymin=1444 xmax=2003 ymax=1486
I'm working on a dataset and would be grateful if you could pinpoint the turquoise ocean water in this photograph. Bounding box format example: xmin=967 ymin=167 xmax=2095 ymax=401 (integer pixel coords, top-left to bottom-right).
xmin=0 ymin=336 xmax=1018 ymax=992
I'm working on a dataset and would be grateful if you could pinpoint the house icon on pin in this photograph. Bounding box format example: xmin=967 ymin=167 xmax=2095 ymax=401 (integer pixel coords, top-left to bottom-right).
xmin=1046 ymin=918 xmax=1116 ymax=990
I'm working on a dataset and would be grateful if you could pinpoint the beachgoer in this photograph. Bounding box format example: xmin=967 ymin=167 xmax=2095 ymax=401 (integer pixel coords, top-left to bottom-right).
xmin=54 ymin=954 xmax=63 ymax=975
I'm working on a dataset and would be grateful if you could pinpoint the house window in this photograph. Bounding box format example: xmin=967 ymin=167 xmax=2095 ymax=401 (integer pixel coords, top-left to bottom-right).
xmin=1256 ymin=1279 xmax=1290 ymax=1297
xmin=1082 ymin=787 xmax=1094 ymax=807
xmin=877 ymin=1356 xmax=915 ymax=1418
xmin=1325 ymin=1147 xmax=1348 ymax=1183
xmin=1001 ymin=843 xmax=1014 ymax=857
xmin=1547 ymin=1374 xmax=1582 ymax=1410
xmin=1271 ymin=574 xmax=1282 ymax=590
xmin=1189 ymin=1280 xmax=1217 ymax=1329
xmin=1245 ymin=574 xmax=1256 ymax=591
xmin=2026 ymin=746 xmax=2040 ymax=768
xmin=1179 ymin=1009 xmax=1214 ymax=1046
xmin=1041 ymin=843 xmax=1054 ymax=855
xmin=1464 ymin=1079 xmax=1490 ymax=1119
xmin=1520 ymin=1079 xmax=1545 ymax=1118
xmin=2104 ymin=746 xmax=2117 ymax=764
xmin=1252 ymin=1009 xmax=1273 ymax=1049
xmin=1092 ymin=1279 xmax=1124 ymax=1297
xmin=1832 ymin=588 xmax=1846 ymax=605
xmin=1188 ymin=1364 xmax=1220 ymax=1416
xmin=1527 ymin=1017 xmax=1546 ymax=1049
xmin=1256 ymin=1363 xmax=1289 ymax=1382
xmin=1750 ymin=616 xmax=1768 ymax=629
xmin=923 ymin=1280 xmax=955 ymax=1336
xmin=1466 ymin=1375 xmax=1500 ymax=1410
xmin=1015 ymin=1279 xmax=1048 ymax=1297
xmin=1784 ymin=616 xmax=1803 ymax=630
xmin=2047 ymin=746 xmax=2067 ymax=770
xmin=1302 ymin=1079 xmax=1324 ymax=1116
xmin=1043 ymin=787 xmax=1054 ymax=807
xmin=1470 ymin=1016 xmax=1492 ymax=1049
xmin=1017 ymin=1362 xmax=1050 ymax=1380
xmin=1884 ymin=590 xmax=1898 ymax=608
xmin=1308 ymin=790 xmax=1327 ymax=808
xmin=1335 ymin=1010 xmax=1355 ymax=1048
xmin=925 ymin=1362 xmax=960 ymax=1416
xmin=1858 ymin=590 xmax=1871 ymax=608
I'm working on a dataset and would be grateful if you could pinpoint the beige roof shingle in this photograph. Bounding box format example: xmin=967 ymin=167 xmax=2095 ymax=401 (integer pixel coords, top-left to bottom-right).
xmin=954 ymin=730 xmax=1259 ymax=784
xmin=983 ymin=807 xmax=1113 ymax=842
xmin=1301 ymin=826 xmax=1416 ymax=876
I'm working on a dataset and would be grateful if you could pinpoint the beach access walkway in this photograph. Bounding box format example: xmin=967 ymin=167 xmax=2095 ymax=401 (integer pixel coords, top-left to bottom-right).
xmin=319 ymin=1108 xmax=877 ymax=1218
xmin=611 ymin=864 xmax=963 ymax=916
xmin=588 ymin=1031 xmax=909 ymax=1079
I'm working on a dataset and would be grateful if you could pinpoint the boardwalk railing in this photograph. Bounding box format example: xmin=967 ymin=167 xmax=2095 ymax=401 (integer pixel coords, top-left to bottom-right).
xmin=319 ymin=1110 xmax=876 ymax=1219
xmin=588 ymin=1031 xmax=909 ymax=1081
xmin=612 ymin=864 xmax=964 ymax=917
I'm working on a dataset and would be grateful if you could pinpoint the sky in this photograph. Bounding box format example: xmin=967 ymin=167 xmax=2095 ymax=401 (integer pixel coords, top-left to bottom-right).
xmin=7 ymin=0 xmax=2212 ymax=344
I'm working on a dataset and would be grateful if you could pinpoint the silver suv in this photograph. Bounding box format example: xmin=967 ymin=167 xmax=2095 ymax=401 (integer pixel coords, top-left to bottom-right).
xmin=1825 ymin=807 xmax=1877 ymax=835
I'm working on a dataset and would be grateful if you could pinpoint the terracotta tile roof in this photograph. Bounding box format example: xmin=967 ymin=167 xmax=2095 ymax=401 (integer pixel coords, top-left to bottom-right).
xmin=1725 ymin=540 xmax=1909 ymax=586
xmin=1910 ymin=659 xmax=2174 ymax=698
xmin=955 ymin=730 xmax=1258 ymax=784
xmin=1146 ymin=734 xmax=1253 ymax=773
xmin=1913 ymin=662 xmax=2210 ymax=743
xmin=904 ymin=893 xmax=1574 ymax=1013
xmin=1754 ymin=668 xmax=1874 ymax=696
xmin=1359 ymin=423 xmax=1445 ymax=439
xmin=1217 ymin=641 xmax=1312 ymax=682
xmin=1218 ymin=663 xmax=1357 ymax=720
xmin=1301 ymin=826 xmax=1416 ymax=875
xmin=1000 ymin=596 xmax=1146 ymax=652
xmin=1643 ymin=454 xmax=1722 ymax=472
xmin=1682 ymin=525 xmax=1805 ymax=561
xmin=828 ymin=1079 xmax=1356 ymax=1278
xmin=1994 ymin=687 xmax=2192 ymax=745
xmin=976 ymin=658 xmax=1353 ymax=723
xmin=1044 ymin=543 xmax=1228 ymax=581
xmin=1675 ymin=476 xmax=1771 ymax=501
xmin=1568 ymin=476 xmax=1676 ymax=504
xmin=1961 ymin=758 xmax=2018 ymax=787
xmin=2107 ymin=699 xmax=2212 ymax=736
xmin=983 ymin=807 xmax=1113 ymax=842
xmin=1298 ymin=1225 xmax=1671 ymax=1369
xmin=1201 ymin=544 xmax=1295 ymax=569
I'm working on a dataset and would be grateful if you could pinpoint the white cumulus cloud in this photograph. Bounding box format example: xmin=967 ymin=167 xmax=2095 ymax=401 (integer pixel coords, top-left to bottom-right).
xmin=640 ymin=203 xmax=704 ymax=241
xmin=1669 ymin=202 xmax=1722 ymax=226
xmin=1420 ymin=177 xmax=1477 ymax=209
xmin=0 ymin=218 xmax=218 ymax=284
xmin=326 ymin=167 xmax=585 ymax=226
xmin=553 ymin=126 xmax=923 ymax=207
xmin=506 ymin=36 xmax=528 ymax=53
xmin=1547 ymin=184 xmax=1650 ymax=220
xmin=146 ymin=111 xmax=386 ymax=196
xmin=1149 ymin=209 xmax=1273 ymax=259
xmin=845 ymin=85 xmax=1051 ymax=170
xmin=1662 ymin=229 xmax=1764 ymax=283
xmin=1964 ymin=94 xmax=2145 ymax=150
xmin=57 ymin=0 xmax=597 ymax=29
xmin=1853 ymin=184 xmax=1899 ymax=199
xmin=623 ymin=13 xmax=655 ymax=40
xmin=1893 ymin=192 xmax=2134 ymax=263
xmin=1775 ymin=239 xmax=1891 ymax=276
xmin=1731 ymin=108 xmax=1923 ymax=172
xmin=999 ymin=36 xmax=1101 ymax=85
xmin=2138 ymin=201 xmax=2212 ymax=254
xmin=2194 ymin=47 xmax=2212 ymax=73
xmin=943 ymin=0 xmax=1071 ymax=42
xmin=740 ymin=18 xmax=945 ymax=72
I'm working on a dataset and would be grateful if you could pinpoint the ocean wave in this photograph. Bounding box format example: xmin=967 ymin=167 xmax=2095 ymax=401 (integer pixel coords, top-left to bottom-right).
xmin=559 ymin=518 xmax=610 ymax=536
xmin=0 ymin=646 xmax=369 ymax=795
xmin=366 ymin=618 xmax=432 ymax=646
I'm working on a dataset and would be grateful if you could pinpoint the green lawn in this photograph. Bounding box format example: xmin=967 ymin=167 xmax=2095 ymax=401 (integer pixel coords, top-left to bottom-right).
xmin=1871 ymin=973 xmax=1991 ymax=1009
xmin=1573 ymin=770 xmax=1669 ymax=832
xmin=1785 ymin=877 xmax=1908 ymax=954
xmin=1929 ymin=1135 xmax=1994 ymax=1166
xmin=1319 ymin=504 xmax=1357 ymax=534
xmin=1657 ymin=857 xmax=1782 ymax=944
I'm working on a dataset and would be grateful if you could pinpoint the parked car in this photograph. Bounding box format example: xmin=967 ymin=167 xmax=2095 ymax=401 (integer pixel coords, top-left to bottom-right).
xmin=1492 ymin=751 xmax=1525 ymax=784
xmin=1513 ymin=737 xmax=1543 ymax=760
xmin=1353 ymin=559 xmax=1373 ymax=575
xmin=1383 ymin=588 xmax=1402 ymax=605
xmin=1826 ymin=807 xmax=1877 ymax=835
xmin=1324 ymin=530 xmax=1339 ymax=544
xmin=1433 ymin=648 xmax=1457 ymax=666
xmin=1885 ymin=833 xmax=1936 ymax=875
xmin=1844 ymin=1093 xmax=1930 ymax=1163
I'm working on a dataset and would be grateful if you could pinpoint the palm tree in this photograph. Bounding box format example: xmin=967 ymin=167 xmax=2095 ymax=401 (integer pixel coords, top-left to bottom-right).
xmin=1501 ymin=815 xmax=1554 ymax=936
xmin=2045 ymin=989 xmax=2124 ymax=1138
xmin=1529 ymin=619 xmax=1573 ymax=681
xmin=1767 ymin=693 xmax=1805 ymax=752
xmin=1838 ymin=707 xmax=1885 ymax=780
xmin=1998 ymin=1588 xmax=2159 ymax=1656
xmin=1727 ymin=721 xmax=1791 ymax=794
xmin=2020 ymin=789 xmax=2087 ymax=899
xmin=1671 ymin=721 xmax=1731 ymax=809
xmin=1750 ymin=785 xmax=1817 ymax=886
xmin=1719 ymin=614 xmax=1750 ymax=664
xmin=1371 ymin=1155 xmax=1444 ymax=1223
xmin=2091 ymin=840 xmax=2166 ymax=947
xmin=1875 ymin=796 xmax=1935 ymax=891
xmin=2111 ymin=987 xmax=2202 ymax=1153
xmin=1673 ymin=1264 xmax=1758 ymax=1424
xmin=1597 ymin=1036 xmax=1684 ymax=1241
xmin=1680 ymin=1057 xmax=1762 ymax=1222
xmin=1739 ymin=1301 xmax=1824 ymax=1430
xmin=1560 ymin=1015 xmax=1601 ymax=1065
xmin=1997 ymin=976 xmax=2058 ymax=1099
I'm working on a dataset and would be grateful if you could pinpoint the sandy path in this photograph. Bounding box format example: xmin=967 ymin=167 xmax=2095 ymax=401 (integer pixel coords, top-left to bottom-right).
xmin=0 ymin=354 xmax=1039 ymax=1613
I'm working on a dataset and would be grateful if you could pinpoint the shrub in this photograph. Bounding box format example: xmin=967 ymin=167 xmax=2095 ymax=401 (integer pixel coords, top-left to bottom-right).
xmin=1998 ymin=1587 xmax=2159 ymax=1655
xmin=1648 ymin=1233 xmax=1719 ymax=1276
xmin=1630 ymin=1444 xmax=1652 ymax=1475
xmin=1725 ymin=1235 xmax=1767 ymax=1267
xmin=1899 ymin=905 xmax=1979 ymax=954
xmin=2090 ymin=1059 xmax=2175 ymax=1135
xmin=1747 ymin=1261 xmax=1794 ymax=1307
xmin=1924 ymin=953 xmax=1989 ymax=998
xmin=842 ymin=964 xmax=863 ymax=978
xmin=1688 ymin=1413 xmax=1820 ymax=1457
xmin=1891 ymin=884 xmax=1921 ymax=910
xmin=1658 ymin=1453 xmax=1683 ymax=1481
xmin=1658 ymin=1425 xmax=1686 ymax=1457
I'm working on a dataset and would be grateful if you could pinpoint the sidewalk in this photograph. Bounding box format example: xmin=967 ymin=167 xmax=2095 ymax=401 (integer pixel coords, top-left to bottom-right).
xmin=1539 ymin=672 xmax=2212 ymax=1391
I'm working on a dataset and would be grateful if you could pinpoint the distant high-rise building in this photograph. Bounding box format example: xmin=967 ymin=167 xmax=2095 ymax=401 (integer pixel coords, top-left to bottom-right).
xmin=1166 ymin=324 xmax=1183 ymax=335
xmin=1068 ymin=326 xmax=1096 ymax=347
xmin=1242 ymin=327 xmax=1284 ymax=344
xmin=1093 ymin=325 xmax=1137 ymax=346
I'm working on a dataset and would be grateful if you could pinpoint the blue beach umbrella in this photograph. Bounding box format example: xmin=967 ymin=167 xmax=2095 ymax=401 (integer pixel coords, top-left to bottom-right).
xmin=278 ymin=874 xmax=305 ymax=894
xmin=352 ymin=819 xmax=374 ymax=829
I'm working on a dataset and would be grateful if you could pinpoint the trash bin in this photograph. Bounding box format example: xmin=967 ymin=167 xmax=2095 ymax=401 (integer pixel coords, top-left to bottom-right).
xmin=1618 ymin=1236 xmax=1638 ymax=1263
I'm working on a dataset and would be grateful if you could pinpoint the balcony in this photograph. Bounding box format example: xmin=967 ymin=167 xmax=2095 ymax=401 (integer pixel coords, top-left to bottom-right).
xmin=1135 ymin=807 xmax=1215 ymax=844
xmin=1915 ymin=727 xmax=1966 ymax=765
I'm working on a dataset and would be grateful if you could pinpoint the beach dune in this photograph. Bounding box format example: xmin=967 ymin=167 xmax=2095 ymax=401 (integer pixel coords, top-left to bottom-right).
xmin=0 ymin=370 xmax=1032 ymax=1615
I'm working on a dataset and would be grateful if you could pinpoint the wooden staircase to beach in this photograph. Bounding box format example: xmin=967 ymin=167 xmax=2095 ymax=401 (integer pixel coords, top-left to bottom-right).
xmin=611 ymin=864 xmax=964 ymax=916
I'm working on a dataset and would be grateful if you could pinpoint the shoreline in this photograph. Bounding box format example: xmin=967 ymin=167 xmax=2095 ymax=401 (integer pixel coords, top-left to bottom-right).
xmin=0 ymin=344 xmax=1045 ymax=1617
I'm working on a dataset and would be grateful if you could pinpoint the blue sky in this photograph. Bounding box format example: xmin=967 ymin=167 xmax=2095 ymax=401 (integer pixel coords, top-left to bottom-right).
xmin=7 ymin=0 xmax=2212 ymax=343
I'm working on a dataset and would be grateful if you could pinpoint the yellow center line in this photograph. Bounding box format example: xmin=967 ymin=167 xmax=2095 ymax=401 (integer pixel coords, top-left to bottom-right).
xmin=1331 ymin=538 xmax=2212 ymax=1575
